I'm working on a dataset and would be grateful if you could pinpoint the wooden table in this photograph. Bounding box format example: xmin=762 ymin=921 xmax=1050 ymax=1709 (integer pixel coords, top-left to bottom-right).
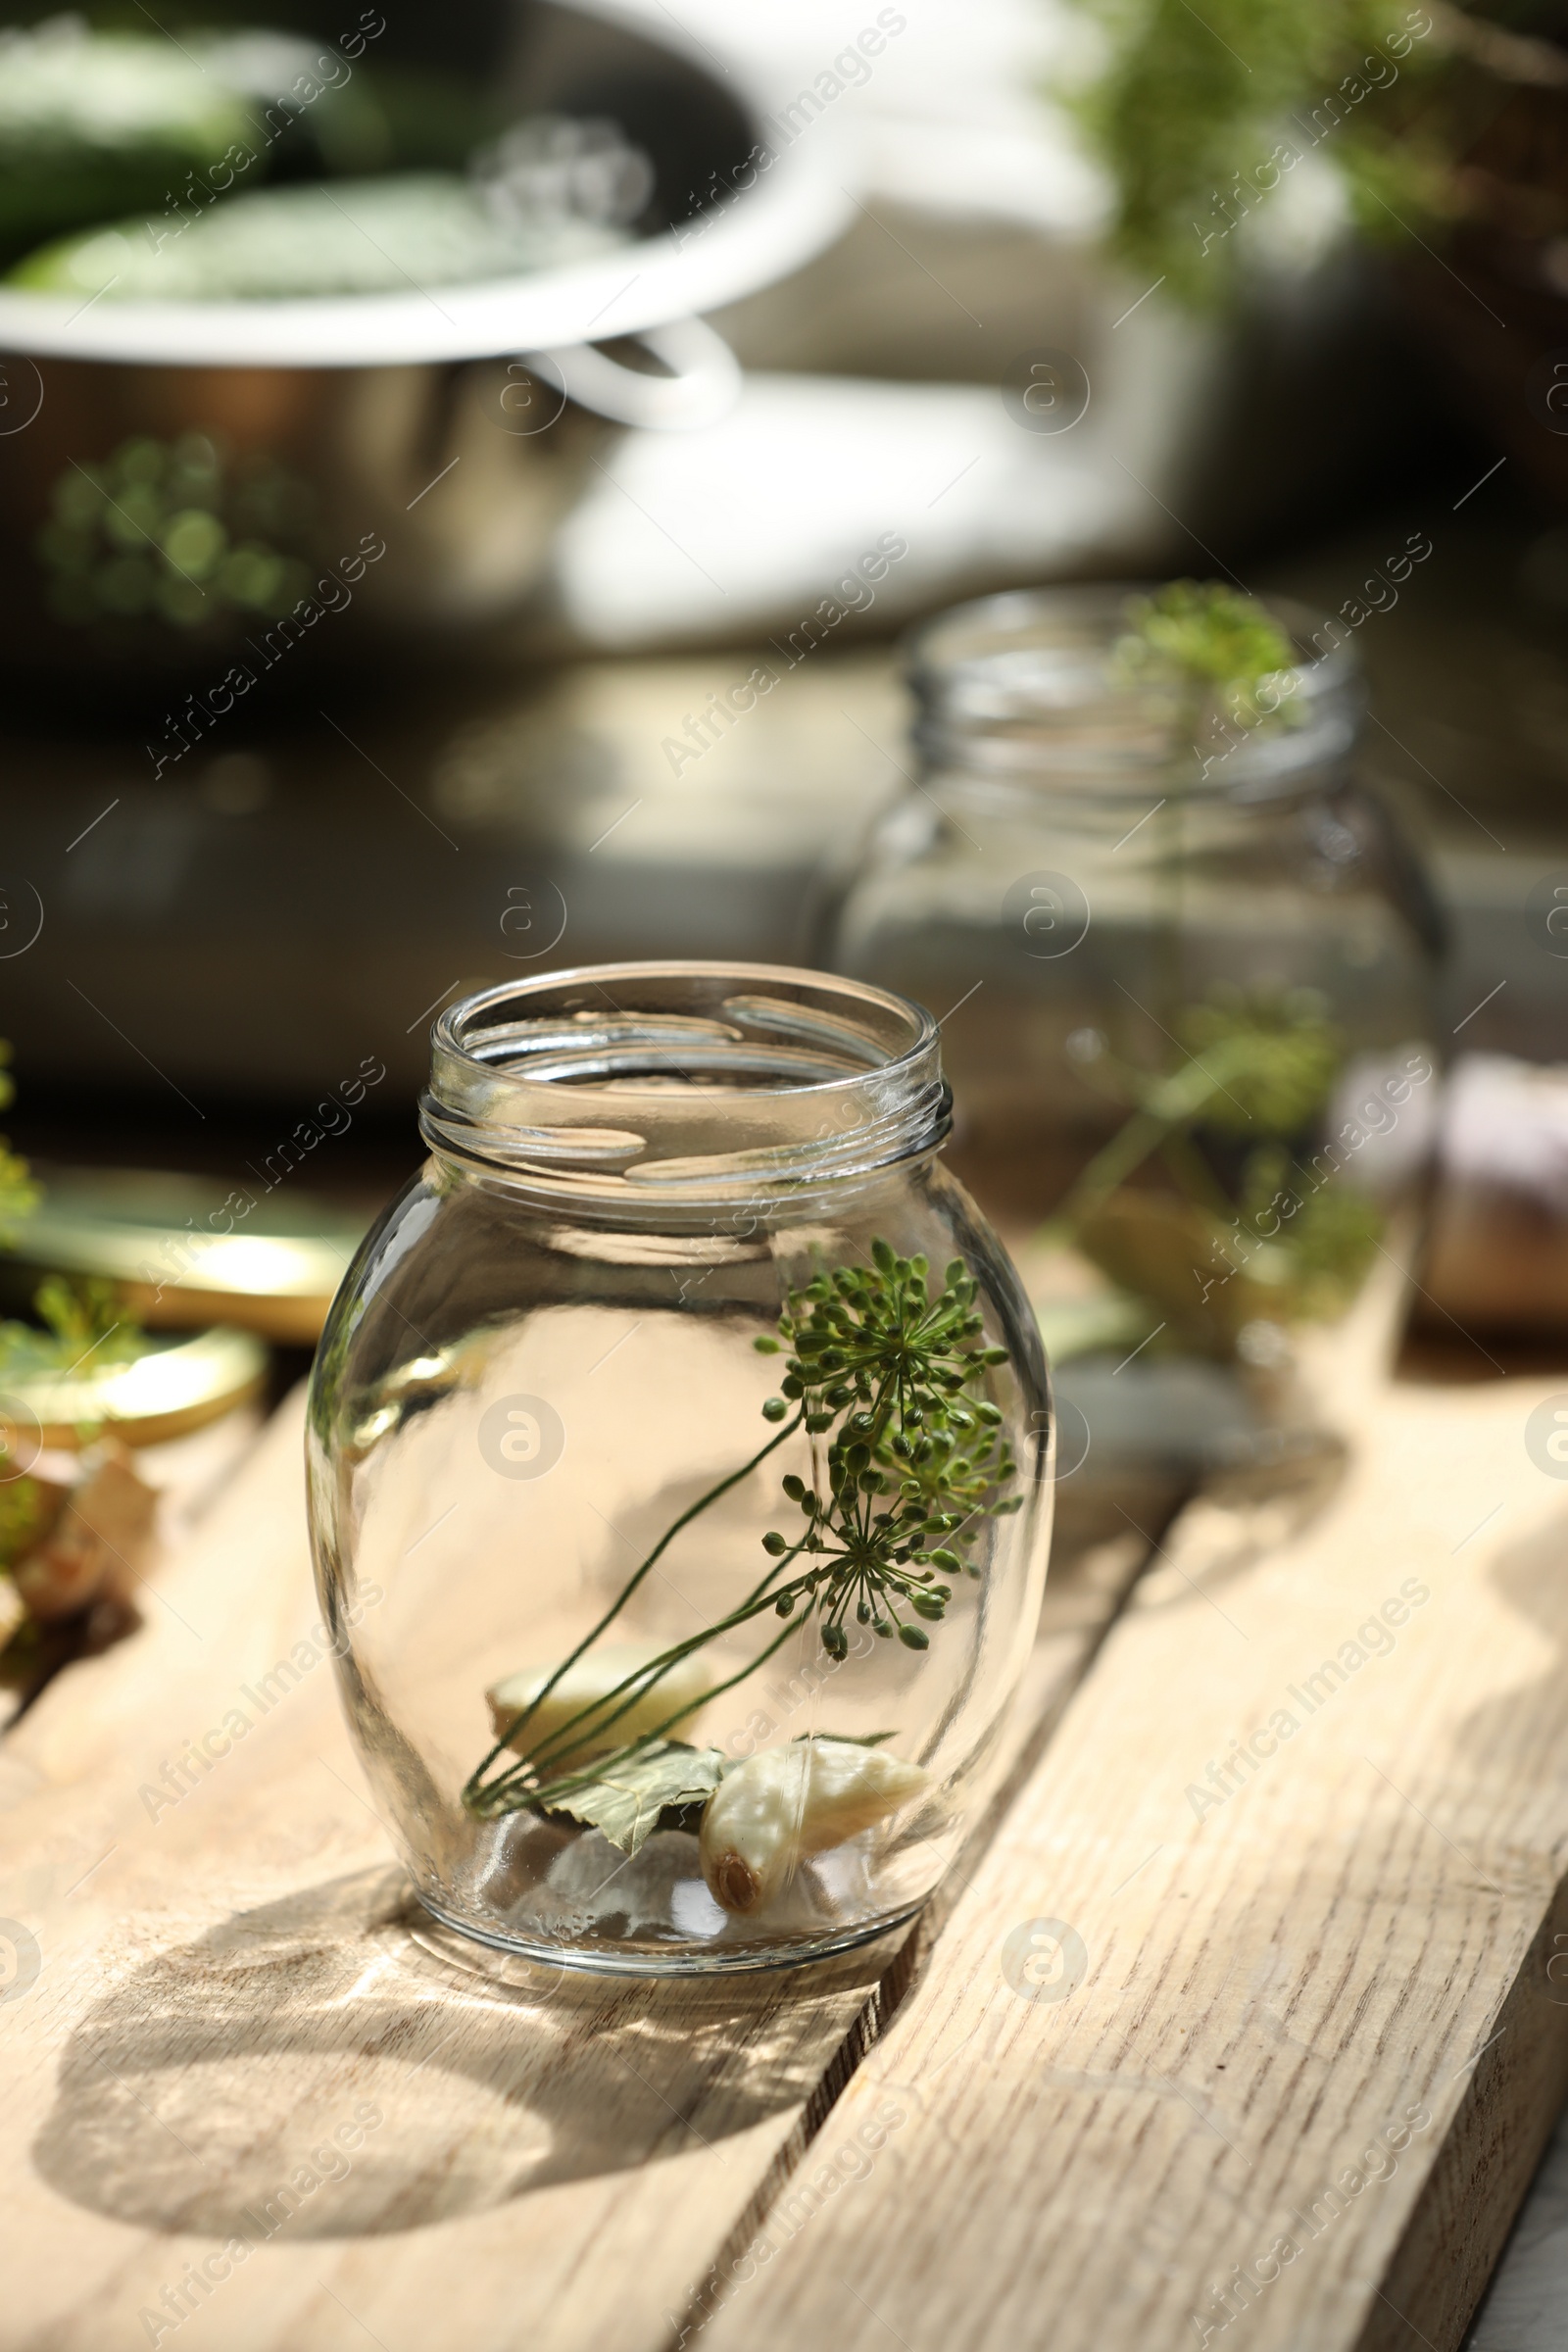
xmin=5 ymin=1349 xmax=1568 ymax=2352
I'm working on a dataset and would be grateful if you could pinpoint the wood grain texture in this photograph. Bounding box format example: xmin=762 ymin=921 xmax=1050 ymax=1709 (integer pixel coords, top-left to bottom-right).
xmin=0 ymin=1392 xmax=1140 ymax=2352
xmin=697 ymin=1375 xmax=1568 ymax=2352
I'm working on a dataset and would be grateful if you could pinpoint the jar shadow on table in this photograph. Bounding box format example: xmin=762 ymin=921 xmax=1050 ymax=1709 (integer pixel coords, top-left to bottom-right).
xmin=32 ymin=1865 xmax=900 ymax=2237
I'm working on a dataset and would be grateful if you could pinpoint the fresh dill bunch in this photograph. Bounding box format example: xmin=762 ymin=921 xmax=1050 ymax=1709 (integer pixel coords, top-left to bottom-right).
xmin=759 ymin=1243 xmax=1018 ymax=1656
xmin=1044 ymin=984 xmax=1381 ymax=1348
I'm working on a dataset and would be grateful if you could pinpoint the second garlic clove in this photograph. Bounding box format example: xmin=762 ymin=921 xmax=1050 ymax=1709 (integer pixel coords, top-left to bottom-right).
xmin=487 ymin=1642 xmax=712 ymax=1768
xmin=701 ymin=1739 xmax=930 ymax=1915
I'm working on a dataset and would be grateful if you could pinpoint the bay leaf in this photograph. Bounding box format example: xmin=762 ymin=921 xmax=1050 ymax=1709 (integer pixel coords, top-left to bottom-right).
xmin=550 ymin=1740 xmax=727 ymax=1857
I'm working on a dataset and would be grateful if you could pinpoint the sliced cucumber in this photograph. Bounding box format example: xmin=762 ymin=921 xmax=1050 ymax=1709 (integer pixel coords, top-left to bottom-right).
xmin=0 ymin=19 xmax=393 ymax=263
xmin=11 ymin=171 xmax=629 ymax=301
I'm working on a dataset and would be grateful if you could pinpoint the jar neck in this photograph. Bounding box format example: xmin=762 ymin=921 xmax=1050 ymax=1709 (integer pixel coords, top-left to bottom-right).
xmin=419 ymin=962 xmax=951 ymax=1217
xmin=914 ymin=747 xmax=1353 ymax=829
xmin=906 ymin=584 xmax=1364 ymax=806
xmin=913 ymin=718 xmax=1356 ymax=808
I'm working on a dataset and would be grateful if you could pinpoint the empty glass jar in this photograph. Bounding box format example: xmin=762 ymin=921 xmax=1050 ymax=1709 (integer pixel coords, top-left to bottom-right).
xmin=307 ymin=962 xmax=1053 ymax=1975
xmin=826 ymin=586 xmax=1442 ymax=1469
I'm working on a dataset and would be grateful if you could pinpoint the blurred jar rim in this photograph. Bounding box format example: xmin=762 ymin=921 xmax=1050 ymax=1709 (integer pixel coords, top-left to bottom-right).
xmin=419 ymin=960 xmax=951 ymax=1216
xmin=906 ymin=585 xmax=1363 ymax=802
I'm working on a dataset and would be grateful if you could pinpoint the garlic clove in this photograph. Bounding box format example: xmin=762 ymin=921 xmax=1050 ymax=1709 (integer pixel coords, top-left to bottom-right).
xmin=11 ymin=1448 xmax=155 ymax=1623
xmin=701 ymin=1739 xmax=930 ymax=1916
xmin=486 ymin=1642 xmax=712 ymax=1767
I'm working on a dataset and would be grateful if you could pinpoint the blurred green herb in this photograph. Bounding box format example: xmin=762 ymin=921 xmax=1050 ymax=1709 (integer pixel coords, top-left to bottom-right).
xmin=1044 ymin=985 xmax=1381 ymax=1348
xmin=1115 ymin=580 xmax=1301 ymax=751
xmin=0 ymin=1275 xmax=143 ymax=1387
xmin=37 ymin=431 xmax=317 ymax=631
xmin=1059 ymin=0 xmax=1455 ymax=307
xmin=0 ymin=1053 xmax=143 ymax=1545
xmin=1118 ymin=578 xmax=1295 ymax=700
xmin=1175 ymin=987 xmax=1344 ymax=1135
xmin=0 ymin=1044 xmax=39 ymax=1245
xmin=0 ymin=1476 xmax=48 ymax=1574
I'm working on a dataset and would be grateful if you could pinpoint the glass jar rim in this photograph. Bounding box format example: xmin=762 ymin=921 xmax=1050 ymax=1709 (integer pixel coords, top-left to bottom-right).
xmin=419 ymin=960 xmax=952 ymax=1209
xmin=905 ymin=582 xmax=1363 ymax=799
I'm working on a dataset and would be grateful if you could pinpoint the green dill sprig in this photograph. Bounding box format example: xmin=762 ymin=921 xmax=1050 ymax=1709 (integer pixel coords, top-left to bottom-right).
xmin=463 ymin=1243 xmax=1018 ymax=1825
xmin=1117 ymin=579 xmax=1294 ymax=696
xmin=1175 ymin=985 xmax=1343 ymax=1137
xmin=1048 ymin=984 xmax=1344 ymax=1242
xmin=757 ymin=1242 xmax=1018 ymax=1658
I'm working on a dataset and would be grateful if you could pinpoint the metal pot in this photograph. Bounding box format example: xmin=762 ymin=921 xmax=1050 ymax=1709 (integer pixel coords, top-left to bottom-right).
xmin=0 ymin=0 xmax=848 ymax=694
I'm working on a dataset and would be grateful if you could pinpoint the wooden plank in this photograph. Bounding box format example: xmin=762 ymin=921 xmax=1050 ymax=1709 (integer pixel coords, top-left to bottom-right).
xmin=0 ymin=1391 xmax=1143 ymax=2352
xmin=696 ymin=1374 xmax=1568 ymax=2352
xmin=1464 ymin=2092 xmax=1568 ymax=2349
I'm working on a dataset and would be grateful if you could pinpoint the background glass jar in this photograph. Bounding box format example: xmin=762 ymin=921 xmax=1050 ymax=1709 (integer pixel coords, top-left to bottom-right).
xmin=307 ymin=962 xmax=1052 ymax=1976
xmin=825 ymin=588 xmax=1442 ymax=1473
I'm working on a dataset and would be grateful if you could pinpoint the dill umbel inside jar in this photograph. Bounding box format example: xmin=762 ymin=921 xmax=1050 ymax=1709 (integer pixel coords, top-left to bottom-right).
xmin=465 ymin=1243 xmax=1019 ymax=1905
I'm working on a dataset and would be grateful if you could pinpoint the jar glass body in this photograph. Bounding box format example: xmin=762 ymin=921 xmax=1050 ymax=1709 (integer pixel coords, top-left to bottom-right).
xmin=827 ymin=589 xmax=1442 ymax=1463
xmin=307 ymin=964 xmax=1053 ymax=1976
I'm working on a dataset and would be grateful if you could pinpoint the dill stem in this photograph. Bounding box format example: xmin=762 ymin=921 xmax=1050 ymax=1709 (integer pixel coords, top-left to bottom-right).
xmin=463 ymin=1408 xmax=804 ymax=1796
xmin=474 ymin=1593 xmax=813 ymax=1817
xmin=494 ymin=1537 xmax=812 ymax=1786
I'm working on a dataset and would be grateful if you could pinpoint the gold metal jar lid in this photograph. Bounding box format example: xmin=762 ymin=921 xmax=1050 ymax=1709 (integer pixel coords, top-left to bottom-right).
xmin=7 ymin=1168 xmax=369 ymax=1344
xmin=0 ymin=1324 xmax=268 ymax=1452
